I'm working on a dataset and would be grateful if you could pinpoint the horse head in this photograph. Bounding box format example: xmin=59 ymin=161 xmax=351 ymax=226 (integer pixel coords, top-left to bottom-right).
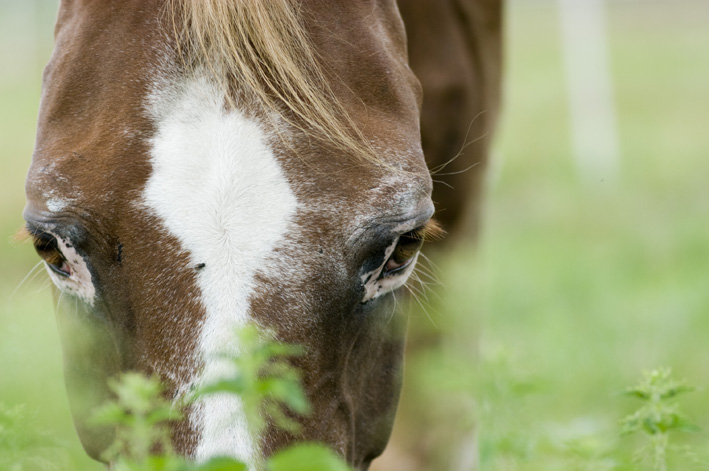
xmin=24 ymin=1 xmax=434 ymax=469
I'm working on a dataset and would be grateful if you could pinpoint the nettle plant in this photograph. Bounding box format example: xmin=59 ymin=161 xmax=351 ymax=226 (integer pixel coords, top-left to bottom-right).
xmin=621 ymin=368 xmax=699 ymax=471
xmin=0 ymin=403 xmax=65 ymax=471
xmin=91 ymin=325 xmax=350 ymax=471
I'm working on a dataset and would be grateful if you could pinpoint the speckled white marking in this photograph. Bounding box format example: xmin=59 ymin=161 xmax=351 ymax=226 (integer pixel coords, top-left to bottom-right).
xmin=143 ymin=72 xmax=297 ymax=467
xmin=46 ymin=198 xmax=67 ymax=212
xmin=360 ymin=238 xmax=419 ymax=303
xmin=44 ymin=232 xmax=96 ymax=306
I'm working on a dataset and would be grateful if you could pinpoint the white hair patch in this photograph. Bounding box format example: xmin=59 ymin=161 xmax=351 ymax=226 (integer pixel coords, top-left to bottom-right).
xmin=143 ymin=72 xmax=298 ymax=466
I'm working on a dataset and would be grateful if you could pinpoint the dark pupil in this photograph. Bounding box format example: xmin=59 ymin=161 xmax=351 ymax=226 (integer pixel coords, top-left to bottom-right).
xmin=392 ymin=234 xmax=424 ymax=265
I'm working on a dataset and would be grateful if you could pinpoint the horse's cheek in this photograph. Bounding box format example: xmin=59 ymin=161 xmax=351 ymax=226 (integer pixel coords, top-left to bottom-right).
xmin=54 ymin=292 xmax=122 ymax=463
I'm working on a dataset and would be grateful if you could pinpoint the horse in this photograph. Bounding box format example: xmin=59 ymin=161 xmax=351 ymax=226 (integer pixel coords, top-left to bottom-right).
xmin=23 ymin=1 xmax=501 ymax=469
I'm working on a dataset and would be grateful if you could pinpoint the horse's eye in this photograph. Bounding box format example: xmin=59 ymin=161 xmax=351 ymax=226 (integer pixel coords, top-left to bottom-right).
xmin=33 ymin=234 xmax=72 ymax=277
xmin=382 ymin=231 xmax=425 ymax=277
xmin=381 ymin=220 xmax=445 ymax=278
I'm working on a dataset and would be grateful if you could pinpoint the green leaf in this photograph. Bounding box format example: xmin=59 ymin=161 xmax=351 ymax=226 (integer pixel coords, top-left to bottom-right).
xmin=267 ymin=443 xmax=351 ymax=471
xmin=672 ymin=415 xmax=700 ymax=433
xmin=623 ymin=388 xmax=650 ymax=400
xmin=147 ymin=406 xmax=182 ymax=424
xmin=261 ymin=378 xmax=310 ymax=415
xmin=262 ymin=342 xmax=306 ymax=359
xmin=142 ymin=455 xmax=191 ymax=471
xmin=90 ymin=403 xmax=128 ymax=426
xmin=196 ymin=377 xmax=248 ymax=397
xmin=660 ymin=384 xmax=694 ymax=400
xmin=194 ymin=456 xmax=247 ymax=471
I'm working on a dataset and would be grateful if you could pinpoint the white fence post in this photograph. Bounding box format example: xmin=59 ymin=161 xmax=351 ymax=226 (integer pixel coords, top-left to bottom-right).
xmin=558 ymin=0 xmax=621 ymax=185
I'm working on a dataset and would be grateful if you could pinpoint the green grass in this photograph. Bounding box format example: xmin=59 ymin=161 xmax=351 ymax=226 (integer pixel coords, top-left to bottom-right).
xmin=1 ymin=1 xmax=708 ymax=470
xmin=473 ymin=1 xmax=709 ymax=469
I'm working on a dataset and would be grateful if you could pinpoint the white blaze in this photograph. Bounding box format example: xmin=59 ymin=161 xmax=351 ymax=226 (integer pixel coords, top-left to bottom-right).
xmin=143 ymin=74 xmax=297 ymax=465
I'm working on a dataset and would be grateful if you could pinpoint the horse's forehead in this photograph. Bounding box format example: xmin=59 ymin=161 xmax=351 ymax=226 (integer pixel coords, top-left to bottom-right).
xmin=144 ymin=71 xmax=430 ymax=233
xmin=29 ymin=2 xmax=428 ymax=226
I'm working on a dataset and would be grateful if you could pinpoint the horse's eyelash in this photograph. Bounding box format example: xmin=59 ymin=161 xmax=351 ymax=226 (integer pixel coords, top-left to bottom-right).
xmin=14 ymin=226 xmax=47 ymax=245
xmin=17 ymin=225 xmax=53 ymax=247
xmin=14 ymin=226 xmax=32 ymax=242
xmin=408 ymin=219 xmax=446 ymax=242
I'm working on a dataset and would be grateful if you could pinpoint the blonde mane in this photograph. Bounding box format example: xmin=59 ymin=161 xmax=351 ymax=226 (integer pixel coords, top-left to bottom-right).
xmin=168 ymin=0 xmax=377 ymax=163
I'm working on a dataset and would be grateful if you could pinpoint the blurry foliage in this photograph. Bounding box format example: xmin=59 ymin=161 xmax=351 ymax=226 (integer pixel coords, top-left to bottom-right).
xmin=91 ymin=373 xmax=183 ymax=468
xmin=621 ymin=368 xmax=696 ymax=437
xmin=195 ymin=324 xmax=309 ymax=437
xmin=85 ymin=325 xmax=349 ymax=471
xmin=621 ymin=368 xmax=699 ymax=471
xmin=265 ymin=444 xmax=351 ymax=471
xmin=0 ymin=403 xmax=66 ymax=471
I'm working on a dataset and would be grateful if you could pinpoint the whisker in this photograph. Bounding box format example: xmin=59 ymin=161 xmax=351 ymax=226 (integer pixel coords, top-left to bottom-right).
xmin=417 ymin=256 xmax=448 ymax=288
xmin=404 ymin=284 xmax=438 ymax=329
xmin=413 ymin=261 xmax=440 ymax=282
xmin=411 ymin=276 xmax=437 ymax=299
xmin=55 ymin=289 xmax=65 ymax=314
xmin=409 ymin=271 xmax=444 ymax=303
xmin=10 ymin=261 xmax=44 ymax=300
xmin=409 ymin=269 xmax=434 ymax=289
xmin=385 ymin=290 xmax=399 ymax=329
xmin=429 ymin=111 xmax=488 ymax=176
xmin=403 ymin=284 xmax=418 ymax=303
xmin=418 ymin=252 xmax=442 ymax=272
xmin=33 ymin=278 xmax=53 ymax=294
xmin=413 ymin=271 xmax=442 ymax=293
xmin=415 ymin=259 xmax=443 ymax=286
xmin=408 ymin=271 xmax=428 ymax=288
xmin=431 ymin=178 xmax=455 ymax=190
xmin=405 ymin=276 xmax=428 ymax=301
xmin=433 ymin=161 xmax=481 ymax=177
xmin=20 ymin=264 xmax=51 ymax=296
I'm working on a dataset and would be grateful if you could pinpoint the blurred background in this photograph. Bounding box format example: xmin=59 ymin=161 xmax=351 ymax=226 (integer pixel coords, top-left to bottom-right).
xmin=1 ymin=0 xmax=707 ymax=469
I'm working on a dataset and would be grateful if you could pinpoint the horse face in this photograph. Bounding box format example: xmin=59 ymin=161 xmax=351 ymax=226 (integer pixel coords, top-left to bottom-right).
xmin=24 ymin=1 xmax=432 ymax=469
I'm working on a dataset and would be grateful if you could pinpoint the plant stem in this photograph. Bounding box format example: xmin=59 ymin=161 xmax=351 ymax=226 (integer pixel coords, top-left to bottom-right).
xmin=652 ymin=433 xmax=668 ymax=471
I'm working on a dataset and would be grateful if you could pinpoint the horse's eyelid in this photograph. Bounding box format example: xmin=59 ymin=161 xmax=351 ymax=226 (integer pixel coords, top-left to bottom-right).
xmin=28 ymin=230 xmax=53 ymax=245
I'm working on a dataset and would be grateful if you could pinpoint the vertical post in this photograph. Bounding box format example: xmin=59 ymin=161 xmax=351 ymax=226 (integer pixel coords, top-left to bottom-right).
xmin=558 ymin=0 xmax=620 ymax=185
xmin=1 ymin=0 xmax=40 ymax=80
